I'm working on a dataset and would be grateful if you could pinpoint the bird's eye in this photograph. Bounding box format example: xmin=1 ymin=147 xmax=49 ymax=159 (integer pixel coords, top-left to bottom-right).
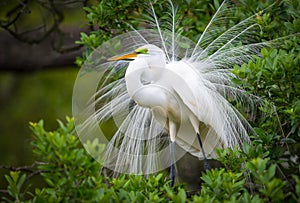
xmin=134 ymin=48 xmax=148 ymax=54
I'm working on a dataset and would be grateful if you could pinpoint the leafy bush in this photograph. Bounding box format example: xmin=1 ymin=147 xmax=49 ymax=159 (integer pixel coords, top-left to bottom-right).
xmin=1 ymin=118 xmax=300 ymax=202
xmin=233 ymin=44 xmax=300 ymax=178
xmin=75 ymin=0 xmax=300 ymax=184
xmin=1 ymin=118 xmax=186 ymax=202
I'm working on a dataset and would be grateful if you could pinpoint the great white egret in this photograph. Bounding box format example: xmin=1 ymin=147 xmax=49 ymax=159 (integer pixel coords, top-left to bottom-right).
xmin=108 ymin=44 xmax=222 ymax=186
xmin=72 ymin=0 xmax=271 ymax=187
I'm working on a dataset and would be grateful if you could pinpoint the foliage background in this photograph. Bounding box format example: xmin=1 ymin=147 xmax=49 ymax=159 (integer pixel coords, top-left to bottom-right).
xmin=0 ymin=0 xmax=299 ymax=202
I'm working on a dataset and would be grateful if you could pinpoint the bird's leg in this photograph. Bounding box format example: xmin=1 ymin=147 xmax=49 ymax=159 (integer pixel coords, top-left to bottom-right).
xmin=169 ymin=121 xmax=176 ymax=187
xmin=189 ymin=116 xmax=211 ymax=171
xmin=170 ymin=141 xmax=175 ymax=187
xmin=197 ymin=132 xmax=211 ymax=171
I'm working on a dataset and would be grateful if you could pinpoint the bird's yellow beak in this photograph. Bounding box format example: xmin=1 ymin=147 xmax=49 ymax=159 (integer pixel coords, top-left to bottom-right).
xmin=108 ymin=47 xmax=148 ymax=61
xmin=108 ymin=53 xmax=138 ymax=61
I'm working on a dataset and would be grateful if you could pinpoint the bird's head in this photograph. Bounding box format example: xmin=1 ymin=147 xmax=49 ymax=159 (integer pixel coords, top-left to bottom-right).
xmin=109 ymin=44 xmax=166 ymax=83
xmin=108 ymin=44 xmax=164 ymax=62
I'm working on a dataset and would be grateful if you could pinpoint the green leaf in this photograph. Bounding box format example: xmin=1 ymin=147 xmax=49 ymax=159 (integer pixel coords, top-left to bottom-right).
xmin=280 ymin=138 xmax=296 ymax=144
xmin=178 ymin=188 xmax=186 ymax=203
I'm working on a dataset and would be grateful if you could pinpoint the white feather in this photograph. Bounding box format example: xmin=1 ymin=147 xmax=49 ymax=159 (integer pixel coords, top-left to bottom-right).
xmin=73 ymin=0 xmax=271 ymax=175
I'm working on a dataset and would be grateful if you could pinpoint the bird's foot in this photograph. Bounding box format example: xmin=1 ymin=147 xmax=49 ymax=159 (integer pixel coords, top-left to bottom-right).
xmin=196 ymin=132 xmax=211 ymax=171
xmin=203 ymin=158 xmax=211 ymax=171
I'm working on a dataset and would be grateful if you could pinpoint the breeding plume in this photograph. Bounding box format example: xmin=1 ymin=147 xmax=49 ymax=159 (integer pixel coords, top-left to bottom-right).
xmin=73 ymin=0 xmax=267 ymax=185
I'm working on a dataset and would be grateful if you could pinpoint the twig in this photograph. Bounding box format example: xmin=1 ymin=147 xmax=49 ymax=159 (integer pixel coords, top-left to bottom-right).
xmin=0 ymin=161 xmax=48 ymax=173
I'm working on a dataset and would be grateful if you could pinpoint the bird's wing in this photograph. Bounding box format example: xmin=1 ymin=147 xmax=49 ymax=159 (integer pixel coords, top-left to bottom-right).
xmin=166 ymin=61 xmax=224 ymax=129
xmin=165 ymin=60 xmax=249 ymax=156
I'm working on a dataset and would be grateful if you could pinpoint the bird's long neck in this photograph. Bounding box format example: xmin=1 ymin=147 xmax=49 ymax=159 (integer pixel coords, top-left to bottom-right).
xmin=125 ymin=55 xmax=166 ymax=100
xmin=124 ymin=59 xmax=145 ymax=98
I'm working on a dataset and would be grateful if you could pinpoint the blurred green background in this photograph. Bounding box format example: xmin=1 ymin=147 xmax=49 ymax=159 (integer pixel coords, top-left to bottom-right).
xmin=0 ymin=0 xmax=87 ymax=168
xmin=0 ymin=69 xmax=78 ymax=165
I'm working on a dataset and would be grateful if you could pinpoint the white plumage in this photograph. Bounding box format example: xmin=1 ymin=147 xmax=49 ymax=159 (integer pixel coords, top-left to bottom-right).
xmin=73 ymin=0 xmax=267 ymax=176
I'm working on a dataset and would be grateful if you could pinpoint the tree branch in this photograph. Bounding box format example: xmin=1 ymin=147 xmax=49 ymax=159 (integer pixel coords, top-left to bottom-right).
xmin=0 ymin=26 xmax=89 ymax=72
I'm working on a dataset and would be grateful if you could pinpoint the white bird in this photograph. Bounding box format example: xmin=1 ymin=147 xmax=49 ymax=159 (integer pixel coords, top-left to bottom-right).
xmin=72 ymin=0 xmax=269 ymax=187
xmin=109 ymin=44 xmax=229 ymax=185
